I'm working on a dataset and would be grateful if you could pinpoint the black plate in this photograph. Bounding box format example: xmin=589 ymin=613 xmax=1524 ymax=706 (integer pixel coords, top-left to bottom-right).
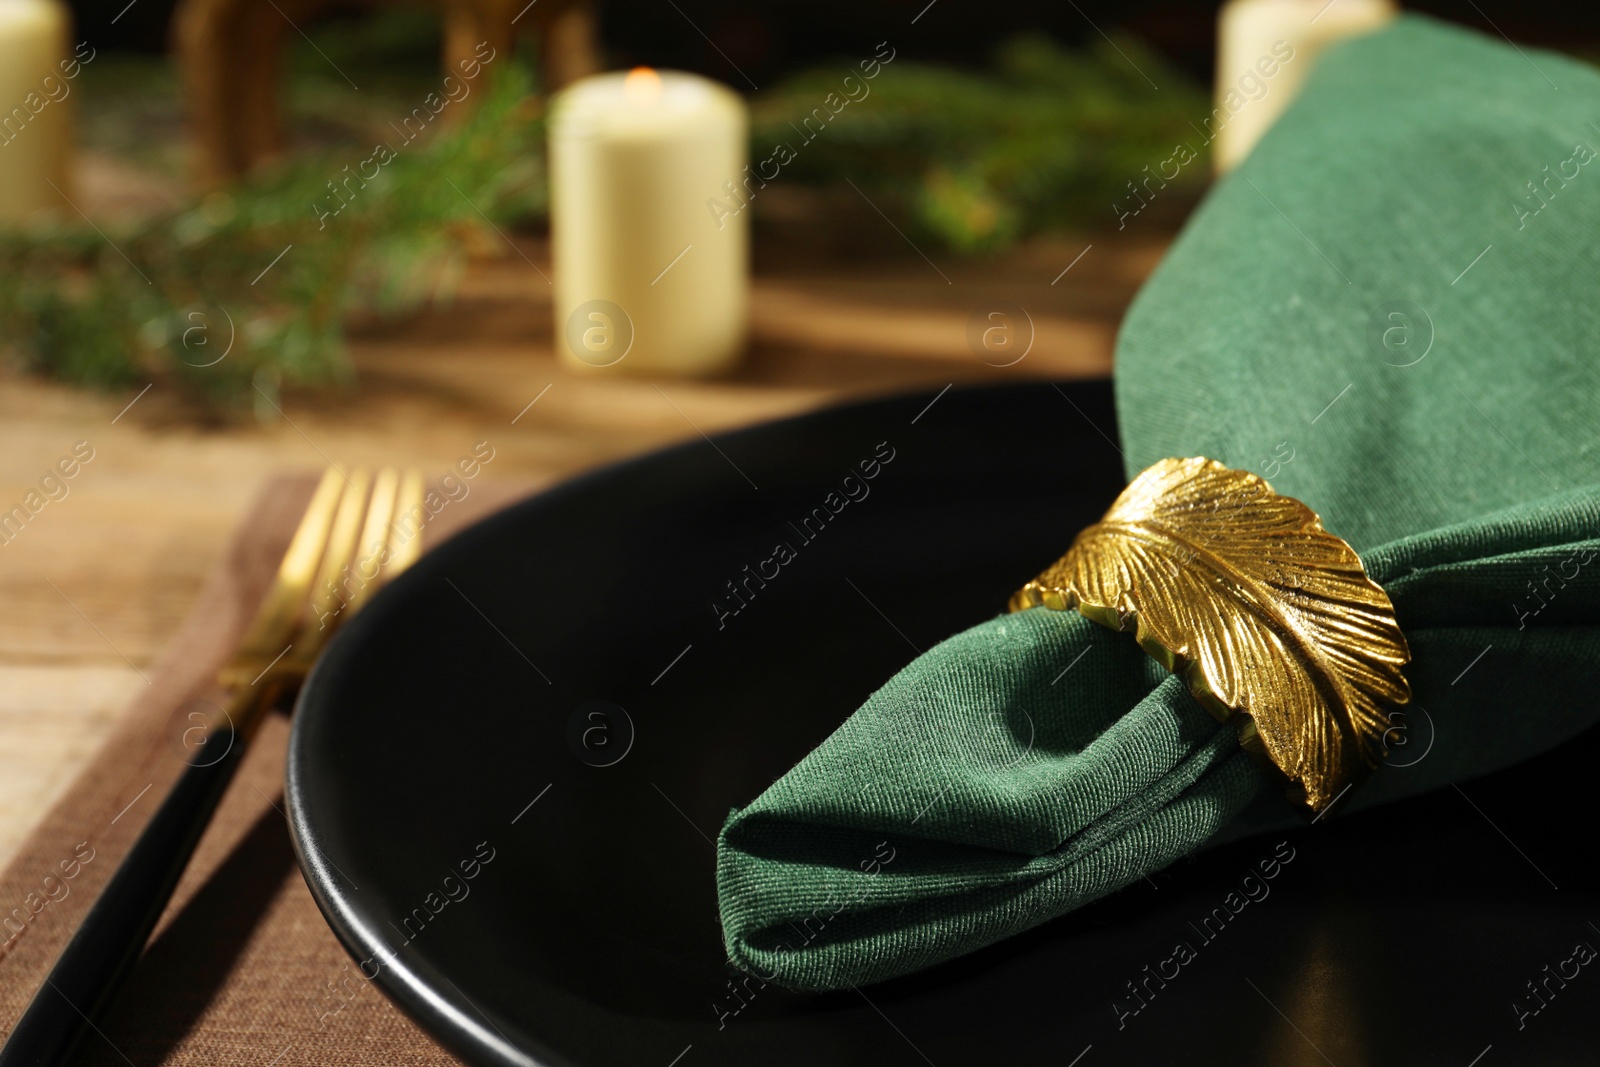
xmin=287 ymin=381 xmax=1600 ymax=1067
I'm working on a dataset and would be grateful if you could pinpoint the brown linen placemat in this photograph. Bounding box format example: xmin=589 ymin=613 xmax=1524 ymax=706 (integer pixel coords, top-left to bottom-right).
xmin=0 ymin=473 xmax=531 ymax=1066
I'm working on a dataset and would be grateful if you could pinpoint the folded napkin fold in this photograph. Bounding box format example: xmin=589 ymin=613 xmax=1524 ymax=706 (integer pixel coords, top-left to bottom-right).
xmin=717 ymin=14 xmax=1600 ymax=991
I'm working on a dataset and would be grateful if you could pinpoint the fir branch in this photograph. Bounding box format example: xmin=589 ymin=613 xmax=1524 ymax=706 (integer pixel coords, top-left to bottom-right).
xmin=0 ymin=62 xmax=545 ymax=412
xmin=750 ymin=33 xmax=1211 ymax=251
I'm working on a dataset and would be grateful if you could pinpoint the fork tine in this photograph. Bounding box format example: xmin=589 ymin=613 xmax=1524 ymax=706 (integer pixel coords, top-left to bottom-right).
xmin=297 ymin=469 xmax=373 ymax=662
xmin=384 ymin=469 xmax=427 ymax=579
xmin=231 ymin=467 xmax=345 ymax=670
xmin=342 ymin=468 xmax=399 ymax=617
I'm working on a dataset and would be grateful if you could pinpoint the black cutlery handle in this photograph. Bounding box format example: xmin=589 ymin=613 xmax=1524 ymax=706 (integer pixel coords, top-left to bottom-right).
xmin=0 ymin=718 xmax=250 ymax=1067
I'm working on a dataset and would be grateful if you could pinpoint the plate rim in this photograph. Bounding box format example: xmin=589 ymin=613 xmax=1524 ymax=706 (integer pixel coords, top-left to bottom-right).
xmin=283 ymin=378 xmax=1115 ymax=1067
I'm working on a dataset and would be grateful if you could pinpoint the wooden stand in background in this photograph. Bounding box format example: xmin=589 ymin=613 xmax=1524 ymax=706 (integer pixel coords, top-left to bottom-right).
xmin=171 ymin=0 xmax=600 ymax=185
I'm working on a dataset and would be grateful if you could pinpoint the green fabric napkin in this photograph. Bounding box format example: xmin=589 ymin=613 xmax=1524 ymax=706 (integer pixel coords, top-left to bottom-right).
xmin=717 ymin=14 xmax=1600 ymax=991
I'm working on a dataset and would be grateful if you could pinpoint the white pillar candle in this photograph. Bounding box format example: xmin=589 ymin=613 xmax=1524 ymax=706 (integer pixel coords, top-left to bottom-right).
xmin=550 ymin=68 xmax=748 ymax=376
xmin=0 ymin=0 xmax=72 ymax=226
xmin=1212 ymin=0 xmax=1397 ymax=174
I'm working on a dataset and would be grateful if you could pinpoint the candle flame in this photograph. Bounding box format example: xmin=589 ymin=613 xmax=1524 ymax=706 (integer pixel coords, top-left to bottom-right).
xmin=623 ymin=66 xmax=663 ymax=104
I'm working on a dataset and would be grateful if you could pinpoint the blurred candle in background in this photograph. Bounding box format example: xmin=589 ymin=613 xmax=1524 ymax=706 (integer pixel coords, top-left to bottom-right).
xmin=0 ymin=0 xmax=72 ymax=226
xmin=1213 ymin=0 xmax=1397 ymax=173
xmin=549 ymin=68 xmax=748 ymax=376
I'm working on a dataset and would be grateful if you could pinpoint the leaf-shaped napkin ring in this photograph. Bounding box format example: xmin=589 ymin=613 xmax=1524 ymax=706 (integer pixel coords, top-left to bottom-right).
xmin=1010 ymin=457 xmax=1412 ymax=812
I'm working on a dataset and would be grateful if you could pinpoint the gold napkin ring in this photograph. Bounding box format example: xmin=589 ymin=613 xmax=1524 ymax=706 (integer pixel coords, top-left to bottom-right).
xmin=1010 ymin=457 xmax=1411 ymax=812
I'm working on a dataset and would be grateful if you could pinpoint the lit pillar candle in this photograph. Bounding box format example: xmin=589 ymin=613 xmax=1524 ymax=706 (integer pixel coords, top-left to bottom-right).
xmin=1212 ymin=0 xmax=1397 ymax=174
xmin=550 ymin=68 xmax=748 ymax=375
xmin=0 ymin=0 xmax=72 ymax=226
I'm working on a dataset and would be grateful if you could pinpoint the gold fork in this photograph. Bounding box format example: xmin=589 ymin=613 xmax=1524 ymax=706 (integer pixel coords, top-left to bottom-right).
xmin=208 ymin=467 xmax=425 ymax=747
xmin=0 ymin=466 xmax=425 ymax=1067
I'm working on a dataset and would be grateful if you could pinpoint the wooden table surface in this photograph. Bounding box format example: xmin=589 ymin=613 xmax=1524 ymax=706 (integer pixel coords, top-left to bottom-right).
xmin=0 ymin=229 xmax=1167 ymax=871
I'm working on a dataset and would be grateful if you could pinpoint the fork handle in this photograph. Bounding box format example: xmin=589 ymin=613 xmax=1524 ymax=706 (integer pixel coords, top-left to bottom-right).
xmin=0 ymin=687 xmax=274 ymax=1067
